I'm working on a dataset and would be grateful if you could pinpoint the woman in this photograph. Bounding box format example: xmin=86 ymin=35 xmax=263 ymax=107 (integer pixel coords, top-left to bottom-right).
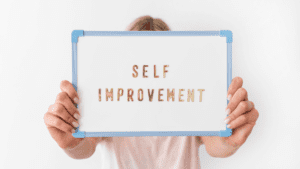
xmin=44 ymin=15 xmax=259 ymax=168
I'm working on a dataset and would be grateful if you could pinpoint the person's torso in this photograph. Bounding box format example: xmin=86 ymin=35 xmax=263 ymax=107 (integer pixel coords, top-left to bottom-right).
xmin=97 ymin=136 xmax=203 ymax=169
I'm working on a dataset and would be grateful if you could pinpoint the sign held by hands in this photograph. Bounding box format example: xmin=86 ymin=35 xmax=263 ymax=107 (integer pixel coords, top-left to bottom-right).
xmin=71 ymin=30 xmax=233 ymax=138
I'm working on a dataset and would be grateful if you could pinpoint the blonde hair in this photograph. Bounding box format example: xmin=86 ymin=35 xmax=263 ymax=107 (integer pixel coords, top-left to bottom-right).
xmin=126 ymin=15 xmax=170 ymax=31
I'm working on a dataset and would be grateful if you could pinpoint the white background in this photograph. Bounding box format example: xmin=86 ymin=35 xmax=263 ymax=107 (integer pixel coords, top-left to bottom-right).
xmin=0 ymin=0 xmax=299 ymax=169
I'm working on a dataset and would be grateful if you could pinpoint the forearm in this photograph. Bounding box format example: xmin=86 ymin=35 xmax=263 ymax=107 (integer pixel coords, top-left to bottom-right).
xmin=63 ymin=137 xmax=99 ymax=159
xmin=203 ymin=136 xmax=240 ymax=158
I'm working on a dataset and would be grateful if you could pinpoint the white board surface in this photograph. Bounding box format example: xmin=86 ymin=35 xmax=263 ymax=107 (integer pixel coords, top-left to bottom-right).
xmin=76 ymin=35 xmax=227 ymax=132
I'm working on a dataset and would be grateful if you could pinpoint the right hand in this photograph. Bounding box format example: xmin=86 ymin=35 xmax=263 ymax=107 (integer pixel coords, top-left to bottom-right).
xmin=44 ymin=80 xmax=95 ymax=149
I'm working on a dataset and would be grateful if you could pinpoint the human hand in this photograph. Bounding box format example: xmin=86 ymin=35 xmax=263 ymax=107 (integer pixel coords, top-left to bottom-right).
xmin=44 ymin=80 xmax=98 ymax=149
xmin=221 ymin=77 xmax=259 ymax=148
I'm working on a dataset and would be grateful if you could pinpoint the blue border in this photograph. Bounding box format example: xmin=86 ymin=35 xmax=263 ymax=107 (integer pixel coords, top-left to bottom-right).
xmin=71 ymin=30 xmax=232 ymax=138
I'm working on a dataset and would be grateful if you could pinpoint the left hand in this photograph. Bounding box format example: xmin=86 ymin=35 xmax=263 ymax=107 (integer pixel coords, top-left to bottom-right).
xmin=221 ymin=76 xmax=259 ymax=148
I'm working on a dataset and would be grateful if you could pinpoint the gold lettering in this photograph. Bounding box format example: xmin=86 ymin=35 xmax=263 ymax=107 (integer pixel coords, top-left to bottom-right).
xmin=127 ymin=88 xmax=134 ymax=102
xmin=132 ymin=65 xmax=138 ymax=78
xmin=143 ymin=65 xmax=148 ymax=78
xmin=158 ymin=88 xmax=164 ymax=101
xmin=98 ymin=89 xmax=101 ymax=101
xmin=117 ymin=88 xmax=123 ymax=101
xmin=138 ymin=88 xmax=143 ymax=101
xmin=179 ymin=89 xmax=184 ymax=102
xmin=187 ymin=89 xmax=194 ymax=102
xmin=106 ymin=88 xmax=113 ymax=101
xmin=154 ymin=65 xmax=159 ymax=78
xmin=167 ymin=88 xmax=175 ymax=102
xmin=163 ymin=65 xmax=169 ymax=78
xmin=197 ymin=89 xmax=205 ymax=102
xmin=148 ymin=89 xmax=154 ymax=102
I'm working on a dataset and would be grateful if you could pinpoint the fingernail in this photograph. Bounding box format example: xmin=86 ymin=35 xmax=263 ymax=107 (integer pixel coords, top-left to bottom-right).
xmin=71 ymin=128 xmax=76 ymax=133
xmin=227 ymin=124 xmax=231 ymax=128
xmin=227 ymin=94 xmax=232 ymax=100
xmin=225 ymin=108 xmax=231 ymax=115
xmin=74 ymin=97 xmax=79 ymax=104
xmin=224 ymin=117 xmax=230 ymax=124
xmin=72 ymin=121 xmax=79 ymax=128
xmin=74 ymin=113 xmax=80 ymax=120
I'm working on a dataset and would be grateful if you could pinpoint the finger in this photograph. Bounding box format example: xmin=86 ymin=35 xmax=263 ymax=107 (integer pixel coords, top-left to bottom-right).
xmin=227 ymin=108 xmax=259 ymax=129
xmin=44 ymin=112 xmax=76 ymax=133
xmin=48 ymin=103 xmax=79 ymax=127
xmin=227 ymin=76 xmax=243 ymax=100
xmin=225 ymin=87 xmax=248 ymax=114
xmin=225 ymin=100 xmax=254 ymax=123
xmin=244 ymin=93 xmax=249 ymax=101
xmin=60 ymin=80 xmax=79 ymax=104
xmin=55 ymin=92 xmax=81 ymax=119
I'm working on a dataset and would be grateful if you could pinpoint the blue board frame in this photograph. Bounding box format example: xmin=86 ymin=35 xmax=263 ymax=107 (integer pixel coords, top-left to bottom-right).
xmin=71 ymin=30 xmax=233 ymax=138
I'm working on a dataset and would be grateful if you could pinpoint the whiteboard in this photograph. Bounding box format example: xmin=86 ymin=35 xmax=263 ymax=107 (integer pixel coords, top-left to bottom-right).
xmin=71 ymin=30 xmax=233 ymax=138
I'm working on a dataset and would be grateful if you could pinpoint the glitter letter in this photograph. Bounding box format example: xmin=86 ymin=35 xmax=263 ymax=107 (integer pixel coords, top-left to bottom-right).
xmin=163 ymin=65 xmax=169 ymax=78
xmin=138 ymin=88 xmax=144 ymax=101
xmin=197 ymin=89 xmax=205 ymax=102
xmin=154 ymin=65 xmax=159 ymax=78
xmin=98 ymin=89 xmax=101 ymax=101
xmin=132 ymin=65 xmax=138 ymax=78
xmin=127 ymin=88 xmax=134 ymax=102
xmin=143 ymin=65 xmax=148 ymax=78
xmin=179 ymin=89 xmax=184 ymax=102
xmin=187 ymin=89 xmax=194 ymax=102
xmin=167 ymin=88 xmax=175 ymax=102
xmin=117 ymin=88 xmax=124 ymax=101
xmin=158 ymin=88 xmax=164 ymax=101
xmin=106 ymin=88 xmax=113 ymax=101
xmin=148 ymin=89 xmax=154 ymax=102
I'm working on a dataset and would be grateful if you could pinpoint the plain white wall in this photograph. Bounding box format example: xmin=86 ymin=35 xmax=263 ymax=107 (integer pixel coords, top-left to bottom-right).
xmin=0 ymin=0 xmax=299 ymax=168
